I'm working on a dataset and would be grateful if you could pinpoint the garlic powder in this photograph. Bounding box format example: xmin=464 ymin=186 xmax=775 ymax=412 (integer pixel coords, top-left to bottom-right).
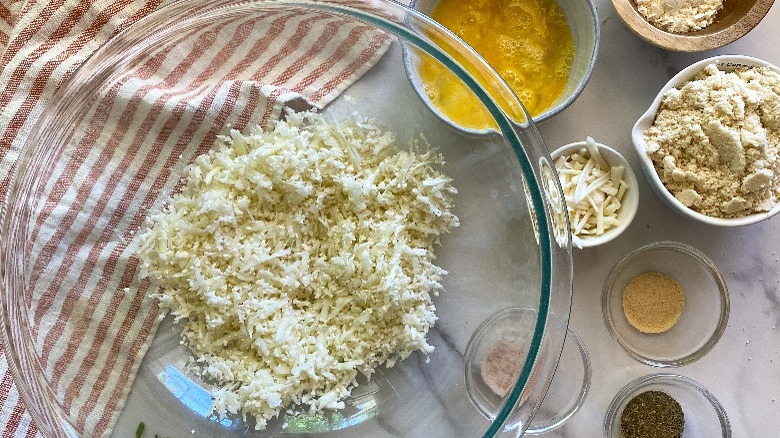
xmin=137 ymin=111 xmax=459 ymax=429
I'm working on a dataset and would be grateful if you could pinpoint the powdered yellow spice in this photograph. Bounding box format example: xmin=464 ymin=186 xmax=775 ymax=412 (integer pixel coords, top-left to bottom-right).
xmin=622 ymin=272 xmax=685 ymax=334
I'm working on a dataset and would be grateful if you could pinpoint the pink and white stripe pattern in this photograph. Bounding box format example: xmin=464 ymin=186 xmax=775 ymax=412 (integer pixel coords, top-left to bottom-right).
xmin=0 ymin=1 xmax=390 ymax=436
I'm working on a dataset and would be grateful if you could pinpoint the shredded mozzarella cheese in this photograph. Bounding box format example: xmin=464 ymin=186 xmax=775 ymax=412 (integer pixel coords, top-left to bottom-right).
xmin=554 ymin=137 xmax=628 ymax=249
xmin=137 ymin=111 xmax=459 ymax=429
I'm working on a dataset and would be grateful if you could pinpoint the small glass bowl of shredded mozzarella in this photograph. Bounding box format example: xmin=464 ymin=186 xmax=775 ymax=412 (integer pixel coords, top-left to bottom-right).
xmin=551 ymin=137 xmax=639 ymax=249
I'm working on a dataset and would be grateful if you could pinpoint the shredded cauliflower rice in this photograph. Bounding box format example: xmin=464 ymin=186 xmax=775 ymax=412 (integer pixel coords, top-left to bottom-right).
xmin=137 ymin=111 xmax=458 ymax=429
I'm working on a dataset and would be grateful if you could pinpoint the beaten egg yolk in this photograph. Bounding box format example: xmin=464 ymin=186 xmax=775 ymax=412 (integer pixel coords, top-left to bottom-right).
xmin=418 ymin=0 xmax=574 ymax=130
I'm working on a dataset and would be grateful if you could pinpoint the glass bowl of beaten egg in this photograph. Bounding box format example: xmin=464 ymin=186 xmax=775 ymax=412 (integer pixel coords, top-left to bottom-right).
xmin=0 ymin=1 xmax=576 ymax=437
xmin=405 ymin=0 xmax=599 ymax=133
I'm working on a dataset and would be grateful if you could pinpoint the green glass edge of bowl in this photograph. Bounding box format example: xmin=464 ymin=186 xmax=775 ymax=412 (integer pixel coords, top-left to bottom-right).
xmin=0 ymin=1 xmax=570 ymax=436
xmin=601 ymin=241 xmax=730 ymax=367
xmin=525 ymin=327 xmax=591 ymax=435
xmin=0 ymin=104 xmax=83 ymax=436
xmin=602 ymin=373 xmax=732 ymax=437
xmin=284 ymin=4 xmax=562 ymax=436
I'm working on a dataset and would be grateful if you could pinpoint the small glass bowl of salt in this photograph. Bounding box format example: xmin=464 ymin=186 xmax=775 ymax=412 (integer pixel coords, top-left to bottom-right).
xmin=551 ymin=137 xmax=639 ymax=249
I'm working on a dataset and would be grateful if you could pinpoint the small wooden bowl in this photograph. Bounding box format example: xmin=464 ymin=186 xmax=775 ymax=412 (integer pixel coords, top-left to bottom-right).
xmin=611 ymin=0 xmax=774 ymax=51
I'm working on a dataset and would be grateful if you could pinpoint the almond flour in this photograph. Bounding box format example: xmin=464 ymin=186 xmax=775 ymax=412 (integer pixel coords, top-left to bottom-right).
xmin=643 ymin=63 xmax=780 ymax=218
xmin=635 ymin=0 xmax=724 ymax=33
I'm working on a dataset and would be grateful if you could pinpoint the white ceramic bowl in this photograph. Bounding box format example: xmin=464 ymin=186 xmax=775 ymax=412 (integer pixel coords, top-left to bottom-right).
xmin=405 ymin=0 xmax=599 ymax=133
xmin=632 ymin=54 xmax=780 ymax=227
xmin=551 ymin=140 xmax=639 ymax=248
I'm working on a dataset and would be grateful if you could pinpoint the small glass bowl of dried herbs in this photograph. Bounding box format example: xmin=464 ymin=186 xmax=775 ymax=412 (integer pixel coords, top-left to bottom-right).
xmin=604 ymin=373 xmax=731 ymax=437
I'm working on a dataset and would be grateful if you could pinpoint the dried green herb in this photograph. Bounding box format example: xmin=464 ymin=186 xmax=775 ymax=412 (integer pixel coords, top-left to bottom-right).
xmin=135 ymin=422 xmax=145 ymax=438
xmin=620 ymin=390 xmax=684 ymax=438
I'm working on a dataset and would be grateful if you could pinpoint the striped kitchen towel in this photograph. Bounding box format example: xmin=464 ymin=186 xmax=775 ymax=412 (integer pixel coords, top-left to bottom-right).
xmin=0 ymin=0 xmax=391 ymax=436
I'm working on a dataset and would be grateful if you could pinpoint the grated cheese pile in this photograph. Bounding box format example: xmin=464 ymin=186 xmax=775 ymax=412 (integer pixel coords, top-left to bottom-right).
xmin=554 ymin=137 xmax=629 ymax=249
xmin=635 ymin=0 xmax=724 ymax=33
xmin=137 ymin=111 xmax=459 ymax=429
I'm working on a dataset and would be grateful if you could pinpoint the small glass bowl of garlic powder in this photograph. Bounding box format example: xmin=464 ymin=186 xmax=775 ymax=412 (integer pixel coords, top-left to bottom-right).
xmin=551 ymin=137 xmax=639 ymax=249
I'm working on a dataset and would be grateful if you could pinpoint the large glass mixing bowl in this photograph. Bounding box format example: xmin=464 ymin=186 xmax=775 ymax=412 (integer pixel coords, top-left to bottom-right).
xmin=0 ymin=1 xmax=573 ymax=437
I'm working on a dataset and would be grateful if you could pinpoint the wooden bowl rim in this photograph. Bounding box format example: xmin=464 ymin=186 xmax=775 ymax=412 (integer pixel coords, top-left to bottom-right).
xmin=610 ymin=0 xmax=775 ymax=52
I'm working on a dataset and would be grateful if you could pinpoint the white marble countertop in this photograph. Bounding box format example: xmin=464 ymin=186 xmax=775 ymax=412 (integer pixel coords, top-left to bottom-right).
xmin=534 ymin=2 xmax=780 ymax=436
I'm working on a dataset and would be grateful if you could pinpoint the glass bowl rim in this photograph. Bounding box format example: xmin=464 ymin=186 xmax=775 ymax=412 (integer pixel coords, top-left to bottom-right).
xmin=525 ymin=325 xmax=591 ymax=435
